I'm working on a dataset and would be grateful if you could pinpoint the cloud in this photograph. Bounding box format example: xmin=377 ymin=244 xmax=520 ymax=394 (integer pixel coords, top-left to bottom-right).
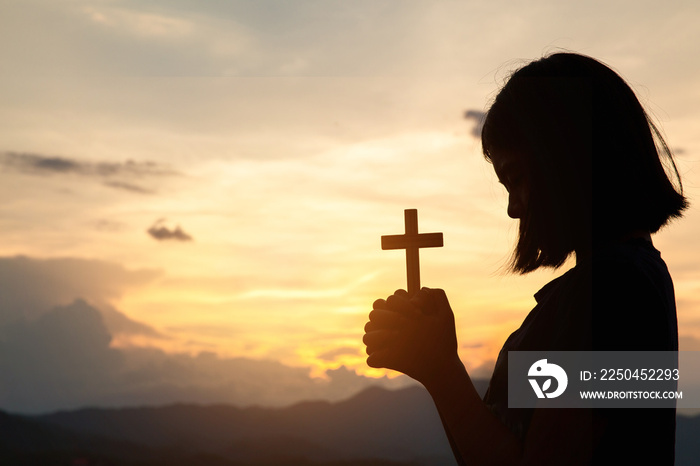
xmin=317 ymin=346 xmax=361 ymax=361
xmin=100 ymin=303 xmax=166 ymax=340
xmin=464 ymin=109 xmax=487 ymax=139
xmin=91 ymin=219 xmax=127 ymax=232
xmin=82 ymin=5 xmax=195 ymax=39
xmin=147 ymin=219 xmax=194 ymax=242
xmin=0 ymin=151 xmax=178 ymax=194
xmin=111 ymin=347 xmax=412 ymax=410
xmin=680 ymin=335 xmax=700 ymax=351
xmin=0 ymin=294 xmax=412 ymax=414
xmin=0 ymin=151 xmax=177 ymax=177
xmin=0 ymin=255 xmax=161 ymax=335
xmin=0 ymin=256 xmax=414 ymax=414
xmin=0 ymin=299 xmax=124 ymax=412
xmin=103 ymin=180 xmax=156 ymax=194
xmin=468 ymin=359 xmax=496 ymax=380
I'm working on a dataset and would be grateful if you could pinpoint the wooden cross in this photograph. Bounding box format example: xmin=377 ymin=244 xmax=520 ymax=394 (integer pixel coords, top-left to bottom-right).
xmin=381 ymin=209 xmax=443 ymax=297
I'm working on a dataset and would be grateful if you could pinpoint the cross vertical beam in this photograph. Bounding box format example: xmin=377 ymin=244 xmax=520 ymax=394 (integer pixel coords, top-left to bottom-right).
xmin=404 ymin=209 xmax=420 ymax=297
xmin=381 ymin=209 xmax=444 ymax=297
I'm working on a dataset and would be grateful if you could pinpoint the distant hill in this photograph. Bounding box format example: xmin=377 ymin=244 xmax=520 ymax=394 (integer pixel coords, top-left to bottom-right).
xmin=12 ymin=385 xmax=463 ymax=466
xmin=0 ymin=409 xmax=156 ymax=465
xmin=2 ymin=381 xmax=699 ymax=465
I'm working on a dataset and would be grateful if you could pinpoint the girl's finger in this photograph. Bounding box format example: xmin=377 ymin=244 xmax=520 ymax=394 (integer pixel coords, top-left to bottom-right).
xmin=367 ymin=308 xmax=405 ymax=329
xmin=362 ymin=330 xmax=396 ymax=354
xmin=386 ymin=293 xmax=420 ymax=315
xmin=372 ymin=298 xmax=388 ymax=310
xmin=366 ymin=348 xmax=397 ymax=369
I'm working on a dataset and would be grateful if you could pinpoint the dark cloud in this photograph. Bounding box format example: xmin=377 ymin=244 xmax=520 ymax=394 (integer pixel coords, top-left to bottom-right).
xmin=100 ymin=303 xmax=167 ymax=340
xmin=0 ymin=151 xmax=178 ymax=194
xmin=0 ymin=255 xmax=413 ymax=414
xmin=103 ymin=180 xmax=156 ymax=194
xmin=29 ymin=155 xmax=80 ymax=172
xmin=461 ymin=341 xmax=485 ymax=349
xmin=0 ymin=299 xmax=124 ymax=412
xmin=0 ymin=151 xmax=177 ymax=177
xmin=0 ymin=295 xmax=411 ymax=414
xmin=147 ymin=219 xmax=194 ymax=242
xmin=0 ymin=255 xmax=161 ymax=330
xmin=464 ymin=109 xmax=487 ymax=139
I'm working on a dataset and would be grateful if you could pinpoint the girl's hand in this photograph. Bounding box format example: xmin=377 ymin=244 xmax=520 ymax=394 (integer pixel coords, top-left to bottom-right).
xmin=363 ymin=287 xmax=460 ymax=387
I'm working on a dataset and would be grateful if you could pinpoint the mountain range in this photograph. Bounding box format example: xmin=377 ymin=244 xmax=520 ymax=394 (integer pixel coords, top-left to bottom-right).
xmin=2 ymin=382 xmax=699 ymax=465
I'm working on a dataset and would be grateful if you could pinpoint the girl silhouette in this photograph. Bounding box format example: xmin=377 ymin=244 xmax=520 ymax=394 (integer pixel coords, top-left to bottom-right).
xmin=363 ymin=52 xmax=687 ymax=465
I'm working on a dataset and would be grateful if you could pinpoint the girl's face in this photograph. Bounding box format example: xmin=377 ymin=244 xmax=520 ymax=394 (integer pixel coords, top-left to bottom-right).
xmin=491 ymin=153 xmax=528 ymax=220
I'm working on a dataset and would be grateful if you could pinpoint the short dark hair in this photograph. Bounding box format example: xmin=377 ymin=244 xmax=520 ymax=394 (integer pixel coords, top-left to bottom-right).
xmin=481 ymin=52 xmax=688 ymax=274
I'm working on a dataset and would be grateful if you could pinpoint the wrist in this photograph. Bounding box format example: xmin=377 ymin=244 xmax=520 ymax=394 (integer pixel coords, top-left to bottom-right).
xmin=421 ymin=353 xmax=467 ymax=394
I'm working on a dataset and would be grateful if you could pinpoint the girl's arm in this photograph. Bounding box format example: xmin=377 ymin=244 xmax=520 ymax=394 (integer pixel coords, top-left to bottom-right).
xmin=363 ymin=288 xmax=593 ymax=465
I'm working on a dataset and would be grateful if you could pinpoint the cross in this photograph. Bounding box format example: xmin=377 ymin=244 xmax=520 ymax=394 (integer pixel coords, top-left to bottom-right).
xmin=381 ymin=209 xmax=443 ymax=297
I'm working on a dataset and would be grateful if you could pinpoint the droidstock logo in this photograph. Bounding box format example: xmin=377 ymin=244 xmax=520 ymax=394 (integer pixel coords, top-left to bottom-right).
xmin=528 ymin=359 xmax=568 ymax=399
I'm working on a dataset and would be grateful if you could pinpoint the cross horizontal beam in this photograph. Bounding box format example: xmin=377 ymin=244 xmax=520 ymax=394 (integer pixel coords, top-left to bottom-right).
xmin=381 ymin=232 xmax=444 ymax=250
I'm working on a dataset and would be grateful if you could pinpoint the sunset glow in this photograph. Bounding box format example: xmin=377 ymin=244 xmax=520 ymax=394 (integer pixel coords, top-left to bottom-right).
xmin=2 ymin=0 xmax=700 ymax=414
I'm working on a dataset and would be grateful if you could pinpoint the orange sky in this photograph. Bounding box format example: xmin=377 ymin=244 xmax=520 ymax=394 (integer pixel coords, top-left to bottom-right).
xmin=1 ymin=0 xmax=699 ymax=413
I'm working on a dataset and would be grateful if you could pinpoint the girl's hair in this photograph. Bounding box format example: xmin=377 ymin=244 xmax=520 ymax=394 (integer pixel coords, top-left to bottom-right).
xmin=481 ymin=52 xmax=688 ymax=274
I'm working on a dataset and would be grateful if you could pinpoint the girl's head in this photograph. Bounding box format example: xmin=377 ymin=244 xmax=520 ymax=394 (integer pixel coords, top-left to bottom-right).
xmin=481 ymin=52 xmax=688 ymax=274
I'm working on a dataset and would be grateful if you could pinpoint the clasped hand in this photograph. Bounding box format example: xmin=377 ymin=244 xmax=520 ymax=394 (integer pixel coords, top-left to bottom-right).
xmin=363 ymin=287 xmax=459 ymax=387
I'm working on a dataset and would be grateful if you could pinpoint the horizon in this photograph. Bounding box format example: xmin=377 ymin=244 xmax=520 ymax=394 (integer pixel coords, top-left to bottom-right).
xmin=1 ymin=0 xmax=700 ymax=415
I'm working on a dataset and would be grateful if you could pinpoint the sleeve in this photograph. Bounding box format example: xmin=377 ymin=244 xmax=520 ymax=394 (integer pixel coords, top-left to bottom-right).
xmin=592 ymin=261 xmax=677 ymax=351
xmin=589 ymin=259 xmax=677 ymax=465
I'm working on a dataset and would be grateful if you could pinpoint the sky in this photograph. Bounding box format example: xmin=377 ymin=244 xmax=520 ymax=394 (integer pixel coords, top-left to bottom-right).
xmin=1 ymin=0 xmax=700 ymax=414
